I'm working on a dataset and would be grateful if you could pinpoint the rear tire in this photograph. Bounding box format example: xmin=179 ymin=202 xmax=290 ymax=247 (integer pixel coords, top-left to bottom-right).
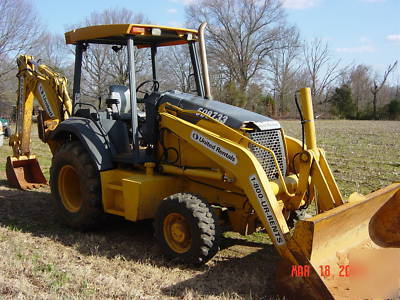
xmin=154 ymin=193 xmax=220 ymax=265
xmin=50 ymin=141 xmax=104 ymax=230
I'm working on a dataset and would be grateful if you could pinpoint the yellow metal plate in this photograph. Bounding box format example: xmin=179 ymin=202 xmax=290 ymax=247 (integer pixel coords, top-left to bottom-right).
xmin=100 ymin=169 xmax=182 ymax=221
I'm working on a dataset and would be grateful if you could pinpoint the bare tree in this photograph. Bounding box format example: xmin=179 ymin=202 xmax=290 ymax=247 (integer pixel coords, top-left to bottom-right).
xmin=349 ymin=64 xmax=372 ymax=116
xmin=370 ymin=61 xmax=398 ymax=119
xmin=186 ymin=0 xmax=287 ymax=106
xmin=70 ymin=8 xmax=151 ymax=101
xmin=0 ymin=0 xmax=44 ymax=78
xmin=34 ymin=33 xmax=72 ymax=72
xmin=81 ymin=45 xmax=110 ymax=100
xmin=267 ymin=26 xmax=301 ymax=115
xmin=158 ymin=45 xmax=193 ymax=92
xmin=303 ymin=38 xmax=342 ymax=103
xmin=89 ymin=8 xmax=149 ymax=85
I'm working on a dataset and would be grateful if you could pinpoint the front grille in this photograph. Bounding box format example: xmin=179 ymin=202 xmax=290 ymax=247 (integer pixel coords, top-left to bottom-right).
xmin=248 ymin=129 xmax=287 ymax=180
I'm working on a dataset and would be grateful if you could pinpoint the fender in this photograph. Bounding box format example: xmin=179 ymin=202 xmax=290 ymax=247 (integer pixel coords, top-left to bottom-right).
xmin=49 ymin=117 xmax=114 ymax=171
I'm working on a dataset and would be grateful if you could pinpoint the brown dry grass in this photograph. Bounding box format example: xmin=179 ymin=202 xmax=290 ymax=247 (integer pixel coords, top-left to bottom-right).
xmin=0 ymin=120 xmax=398 ymax=299
xmin=0 ymin=184 xmax=281 ymax=299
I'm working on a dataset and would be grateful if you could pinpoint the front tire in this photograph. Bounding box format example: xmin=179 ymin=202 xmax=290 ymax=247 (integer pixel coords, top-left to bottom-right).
xmin=154 ymin=193 xmax=220 ymax=265
xmin=50 ymin=141 xmax=104 ymax=230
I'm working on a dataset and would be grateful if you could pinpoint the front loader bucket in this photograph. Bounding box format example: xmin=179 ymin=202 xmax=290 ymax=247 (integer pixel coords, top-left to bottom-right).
xmin=6 ymin=156 xmax=47 ymax=190
xmin=278 ymin=183 xmax=400 ymax=299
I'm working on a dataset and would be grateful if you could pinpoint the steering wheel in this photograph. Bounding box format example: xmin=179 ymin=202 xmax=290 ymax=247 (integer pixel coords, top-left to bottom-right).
xmin=136 ymin=80 xmax=160 ymax=96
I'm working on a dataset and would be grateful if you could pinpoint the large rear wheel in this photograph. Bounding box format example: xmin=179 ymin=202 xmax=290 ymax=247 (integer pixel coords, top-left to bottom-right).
xmin=50 ymin=141 xmax=104 ymax=230
xmin=154 ymin=193 xmax=220 ymax=265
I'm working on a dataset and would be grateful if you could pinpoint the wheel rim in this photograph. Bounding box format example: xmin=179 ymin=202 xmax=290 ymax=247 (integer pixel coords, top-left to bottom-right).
xmin=163 ymin=213 xmax=192 ymax=253
xmin=58 ymin=165 xmax=82 ymax=213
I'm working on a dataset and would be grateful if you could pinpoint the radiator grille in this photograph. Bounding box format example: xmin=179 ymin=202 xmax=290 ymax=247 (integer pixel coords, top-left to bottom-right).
xmin=248 ymin=129 xmax=287 ymax=180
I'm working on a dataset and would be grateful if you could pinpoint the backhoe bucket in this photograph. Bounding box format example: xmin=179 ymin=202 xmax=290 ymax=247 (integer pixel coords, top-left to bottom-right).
xmin=278 ymin=183 xmax=400 ymax=299
xmin=6 ymin=156 xmax=47 ymax=190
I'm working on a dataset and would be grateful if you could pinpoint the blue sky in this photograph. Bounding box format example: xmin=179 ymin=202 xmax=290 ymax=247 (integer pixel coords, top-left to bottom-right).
xmin=35 ymin=0 xmax=399 ymax=79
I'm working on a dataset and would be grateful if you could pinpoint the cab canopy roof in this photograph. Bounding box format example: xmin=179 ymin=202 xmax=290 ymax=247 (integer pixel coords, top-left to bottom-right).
xmin=65 ymin=24 xmax=198 ymax=48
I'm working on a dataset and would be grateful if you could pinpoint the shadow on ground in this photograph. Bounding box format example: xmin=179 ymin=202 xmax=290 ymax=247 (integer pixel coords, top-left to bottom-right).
xmin=0 ymin=182 xmax=282 ymax=299
xmin=162 ymin=247 xmax=282 ymax=299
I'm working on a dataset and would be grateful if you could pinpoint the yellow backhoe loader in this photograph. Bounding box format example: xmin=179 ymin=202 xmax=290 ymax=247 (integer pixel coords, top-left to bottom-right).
xmin=6 ymin=23 xmax=400 ymax=298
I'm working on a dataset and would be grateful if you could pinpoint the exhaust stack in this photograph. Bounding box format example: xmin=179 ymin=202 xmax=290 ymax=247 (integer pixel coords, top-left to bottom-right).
xmin=198 ymin=22 xmax=212 ymax=100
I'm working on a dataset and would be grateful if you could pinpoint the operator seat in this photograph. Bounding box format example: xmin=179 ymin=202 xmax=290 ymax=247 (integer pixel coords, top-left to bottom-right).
xmin=106 ymin=85 xmax=149 ymax=164
xmin=108 ymin=85 xmax=146 ymax=120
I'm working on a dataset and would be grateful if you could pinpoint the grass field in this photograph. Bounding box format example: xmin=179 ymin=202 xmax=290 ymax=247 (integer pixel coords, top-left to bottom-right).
xmin=0 ymin=120 xmax=398 ymax=299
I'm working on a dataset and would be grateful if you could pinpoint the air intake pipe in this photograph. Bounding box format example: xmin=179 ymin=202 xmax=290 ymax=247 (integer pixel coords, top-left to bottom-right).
xmin=299 ymin=87 xmax=319 ymax=159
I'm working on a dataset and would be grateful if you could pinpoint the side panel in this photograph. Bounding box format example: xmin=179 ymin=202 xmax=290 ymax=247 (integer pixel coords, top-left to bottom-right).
xmin=125 ymin=174 xmax=182 ymax=220
xmin=100 ymin=169 xmax=182 ymax=221
xmin=50 ymin=117 xmax=114 ymax=171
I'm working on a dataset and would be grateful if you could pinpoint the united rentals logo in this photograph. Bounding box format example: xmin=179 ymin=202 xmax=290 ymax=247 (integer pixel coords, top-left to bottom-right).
xmin=38 ymin=83 xmax=55 ymax=118
xmin=249 ymin=174 xmax=285 ymax=245
xmin=191 ymin=130 xmax=238 ymax=165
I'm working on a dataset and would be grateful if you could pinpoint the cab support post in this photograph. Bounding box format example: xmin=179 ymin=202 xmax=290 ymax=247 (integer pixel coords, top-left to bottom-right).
xmin=127 ymin=37 xmax=139 ymax=159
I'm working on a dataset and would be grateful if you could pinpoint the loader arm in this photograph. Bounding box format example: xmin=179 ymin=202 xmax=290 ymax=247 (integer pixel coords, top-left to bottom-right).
xmin=6 ymin=55 xmax=73 ymax=190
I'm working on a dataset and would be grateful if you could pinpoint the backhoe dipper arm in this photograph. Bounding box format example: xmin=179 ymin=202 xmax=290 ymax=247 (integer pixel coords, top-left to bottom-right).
xmin=10 ymin=55 xmax=72 ymax=157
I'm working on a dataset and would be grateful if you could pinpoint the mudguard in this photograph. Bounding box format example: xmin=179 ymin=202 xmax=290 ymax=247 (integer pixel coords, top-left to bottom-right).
xmin=49 ymin=117 xmax=114 ymax=171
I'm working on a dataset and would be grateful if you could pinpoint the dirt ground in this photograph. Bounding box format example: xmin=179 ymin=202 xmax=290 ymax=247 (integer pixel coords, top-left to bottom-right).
xmin=0 ymin=120 xmax=399 ymax=299
xmin=0 ymin=184 xmax=286 ymax=299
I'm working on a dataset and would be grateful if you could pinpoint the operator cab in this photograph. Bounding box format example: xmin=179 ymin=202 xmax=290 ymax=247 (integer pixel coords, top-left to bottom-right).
xmin=65 ymin=24 xmax=205 ymax=165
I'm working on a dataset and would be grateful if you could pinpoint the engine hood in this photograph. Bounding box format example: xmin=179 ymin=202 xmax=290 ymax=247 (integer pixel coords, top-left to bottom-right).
xmin=159 ymin=90 xmax=281 ymax=131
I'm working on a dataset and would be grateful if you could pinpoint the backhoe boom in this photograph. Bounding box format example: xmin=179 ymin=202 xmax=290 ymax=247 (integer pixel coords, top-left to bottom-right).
xmin=6 ymin=55 xmax=72 ymax=189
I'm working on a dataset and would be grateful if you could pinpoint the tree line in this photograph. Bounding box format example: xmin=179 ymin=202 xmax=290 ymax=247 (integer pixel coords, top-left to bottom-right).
xmin=0 ymin=0 xmax=399 ymax=120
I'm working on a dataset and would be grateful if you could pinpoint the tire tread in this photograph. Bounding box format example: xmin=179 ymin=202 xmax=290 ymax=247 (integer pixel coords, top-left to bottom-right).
xmin=50 ymin=141 xmax=104 ymax=230
xmin=154 ymin=193 xmax=220 ymax=265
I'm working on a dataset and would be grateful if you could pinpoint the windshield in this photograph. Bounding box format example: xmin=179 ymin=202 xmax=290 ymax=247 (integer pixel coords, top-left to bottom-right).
xmin=75 ymin=41 xmax=203 ymax=109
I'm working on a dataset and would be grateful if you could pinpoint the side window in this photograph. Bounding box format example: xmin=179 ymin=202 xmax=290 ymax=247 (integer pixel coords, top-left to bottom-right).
xmin=156 ymin=45 xmax=194 ymax=94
